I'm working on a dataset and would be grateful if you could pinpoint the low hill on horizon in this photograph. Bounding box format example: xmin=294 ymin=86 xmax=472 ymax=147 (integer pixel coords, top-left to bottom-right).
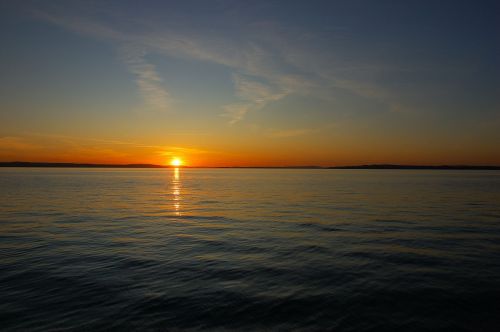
xmin=1 ymin=161 xmax=499 ymax=170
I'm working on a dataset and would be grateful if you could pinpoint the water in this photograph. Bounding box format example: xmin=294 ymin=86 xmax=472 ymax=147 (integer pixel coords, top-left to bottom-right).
xmin=1 ymin=168 xmax=500 ymax=331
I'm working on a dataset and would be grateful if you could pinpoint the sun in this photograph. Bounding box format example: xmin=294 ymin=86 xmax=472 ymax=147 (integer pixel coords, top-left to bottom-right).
xmin=170 ymin=157 xmax=183 ymax=167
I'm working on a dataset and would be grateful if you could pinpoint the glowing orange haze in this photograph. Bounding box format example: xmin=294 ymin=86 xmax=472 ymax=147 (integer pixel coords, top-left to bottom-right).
xmin=1 ymin=134 xmax=499 ymax=167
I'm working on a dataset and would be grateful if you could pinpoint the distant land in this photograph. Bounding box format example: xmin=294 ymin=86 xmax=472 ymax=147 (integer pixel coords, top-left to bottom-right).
xmin=0 ymin=162 xmax=166 ymax=168
xmin=1 ymin=162 xmax=499 ymax=170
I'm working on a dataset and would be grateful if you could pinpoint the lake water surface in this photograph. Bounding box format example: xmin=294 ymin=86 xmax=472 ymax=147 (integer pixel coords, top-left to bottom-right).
xmin=1 ymin=168 xmax=500 ymax=331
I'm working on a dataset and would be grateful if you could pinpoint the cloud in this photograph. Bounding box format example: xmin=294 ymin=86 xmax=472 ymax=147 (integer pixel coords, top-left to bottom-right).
xmin=0 ymin=136 xmax=38 ymax=151
xmin=34 ymin=9 xmax=171 ymax=112
xmin=0 ymin=135 xmax=126 ymax=162
xmin=29 ymin=2 xmax=415 ymax=121
xmin=157 ymin=146 xmax=214 ymax=156
xmin=31 ymin=6 xmax=308 ymax=122
xmin=232 ymin=73 xmax=287 ymax=103
xmin=221 ymin=73 xmax=289 ymax=124
xmin=19 ymin=132 xmax=217 ymax=156
xmin=119 ymin=45 xmax=170 ymax=112
xmin=0 ymin=132 xmax=220 ymax=164
xmin=31 ymin=8 xmax=125 ymax=41
xmin=221 ymin=103 xmax=252 ymax=125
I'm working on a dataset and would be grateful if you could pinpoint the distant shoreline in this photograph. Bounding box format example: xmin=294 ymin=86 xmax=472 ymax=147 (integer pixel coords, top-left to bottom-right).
xmin=1 ymin=162 xmax=499 ymax=170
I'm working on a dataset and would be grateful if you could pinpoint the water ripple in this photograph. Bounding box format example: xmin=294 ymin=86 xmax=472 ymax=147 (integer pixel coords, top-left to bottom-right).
xmin=1 ymin=168 xmax=500 ymax=331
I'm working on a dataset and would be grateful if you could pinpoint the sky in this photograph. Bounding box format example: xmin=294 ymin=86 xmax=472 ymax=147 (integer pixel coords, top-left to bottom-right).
xmin=0 ymin=0 xmax=499 ymax=166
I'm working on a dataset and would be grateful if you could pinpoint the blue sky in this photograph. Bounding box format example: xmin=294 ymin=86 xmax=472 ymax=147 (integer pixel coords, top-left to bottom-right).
xmin=0 ymin=0 xmax=499 ymax=165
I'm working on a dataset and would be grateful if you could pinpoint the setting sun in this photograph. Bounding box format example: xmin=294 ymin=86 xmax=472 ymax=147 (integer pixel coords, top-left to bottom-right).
xmin=170 ymin=157 xmax=183 ymax=167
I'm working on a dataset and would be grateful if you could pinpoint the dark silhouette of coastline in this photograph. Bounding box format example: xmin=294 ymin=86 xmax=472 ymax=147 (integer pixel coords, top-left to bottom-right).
xmin=327 ymin=164 xmax=500 ymax=170
xmin=0 ymin=162 xmax=167 ymax=168
xmin=1 ymin=162 xmax=499 ymax=170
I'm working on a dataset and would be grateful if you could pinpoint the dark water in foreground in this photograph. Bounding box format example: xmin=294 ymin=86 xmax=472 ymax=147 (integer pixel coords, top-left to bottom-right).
xmin=1 ymin=168 xmax=500 ymax=331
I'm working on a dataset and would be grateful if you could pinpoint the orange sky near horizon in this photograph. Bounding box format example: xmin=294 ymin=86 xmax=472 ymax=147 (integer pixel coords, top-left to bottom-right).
xmin=1 ymin=2 xmax=499 ymax=167
xmin=1 ymin=133 xmax=499 ymax=167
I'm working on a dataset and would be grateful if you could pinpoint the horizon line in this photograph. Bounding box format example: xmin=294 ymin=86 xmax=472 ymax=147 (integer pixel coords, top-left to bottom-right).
xmin=1 ymin=161 xmax=500 ymax=170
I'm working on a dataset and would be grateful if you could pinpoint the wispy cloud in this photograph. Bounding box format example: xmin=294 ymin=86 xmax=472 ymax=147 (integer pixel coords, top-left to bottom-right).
xmin=31 ymin=8 xmax=125 ymax=41
xmin=0 ymin=136 xmax=39 ymax=151
xmin=1 ymin=132 xmax=218 ymax=163
xmin=157 ymin=146 xmax=214 ymax=156
xmin=34 ymin=9 xmax=171 ymax=112
xmin=22 ymin=132 xmax=214 ymax=154
xmin=30 ymin=6 xmax=311 ymax=122
xmin=221 ymin=103 xmax=252 ymax=125
xmin=119 ymin=45 xmax=170 ymax=112
xmin=222 ymin=73 xmax=288 ymax=124
xmin=30 ymin=3 xmax=417 ymax=121
xmin=233 ymin=74 xmax=287 ymax=103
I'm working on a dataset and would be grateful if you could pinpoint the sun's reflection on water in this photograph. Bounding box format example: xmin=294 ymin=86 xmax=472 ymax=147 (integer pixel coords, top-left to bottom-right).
xmin=172 ymin=167 xmax=181 ymax=215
